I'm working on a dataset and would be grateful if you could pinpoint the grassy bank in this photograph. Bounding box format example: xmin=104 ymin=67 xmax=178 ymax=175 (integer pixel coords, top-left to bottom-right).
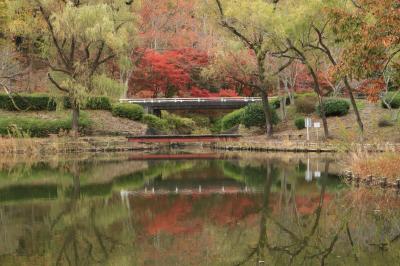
xmin=0 ymin=136 xmax=161 ymax=154
xmin=349 ymin=152 xmax=400 ymax=181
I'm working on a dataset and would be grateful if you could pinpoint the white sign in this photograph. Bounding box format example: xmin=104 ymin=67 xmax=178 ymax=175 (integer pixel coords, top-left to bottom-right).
xmin=314 ymin=171 xmax=321 ymax=178
xmin=314 ymin=122 xmax=321 ymax=128
xmin=305 ymin=118 xmax=312 ymax=128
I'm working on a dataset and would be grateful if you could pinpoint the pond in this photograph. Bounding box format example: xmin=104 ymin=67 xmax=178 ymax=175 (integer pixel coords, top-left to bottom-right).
xmin=0 ymin=150 xmax=399 ymax=265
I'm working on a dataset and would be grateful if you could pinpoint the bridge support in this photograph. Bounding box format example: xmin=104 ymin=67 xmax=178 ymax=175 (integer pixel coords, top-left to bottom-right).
xmin=144 ymin=107 xmax=162 ymax=117
xmin=152 ymin=109 xmax=161 ymax=117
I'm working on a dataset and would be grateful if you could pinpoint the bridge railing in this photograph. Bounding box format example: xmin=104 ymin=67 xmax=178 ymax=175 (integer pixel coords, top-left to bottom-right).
xmin=119 ymin=97 xmax=264 ymax=104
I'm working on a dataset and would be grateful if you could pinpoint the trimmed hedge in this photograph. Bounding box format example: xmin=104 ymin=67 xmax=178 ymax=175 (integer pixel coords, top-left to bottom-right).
xmin=221 ymin=109 xmax=245 ymax=130
xmin=294 ymin=117 xmax=305 ymax=130
xmin=0 ymin=115 xmax=91 ymax=137
xmin=111 ymin=103 xmax=144 ymax=121
xmin=0 ymin=93 xmax=56 ymax=111
xmin=142 ymin=114 xmax=168 ymax=133
xmin=242 ymin=103 xmax=279 ymax=128
xmin=0 ymin=94 xmax=114 ymax=111
xmin=381 ymin=92 xmax=400 ymax=109
xmin=316 ymin=98 xmax=350 ymax=117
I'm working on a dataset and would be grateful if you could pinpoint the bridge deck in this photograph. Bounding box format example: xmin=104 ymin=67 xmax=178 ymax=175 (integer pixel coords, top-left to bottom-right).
xmin=127 ymin=134 xmax=241 ymax=143
xmin=120 ymin=97 xmax=266 ymax=110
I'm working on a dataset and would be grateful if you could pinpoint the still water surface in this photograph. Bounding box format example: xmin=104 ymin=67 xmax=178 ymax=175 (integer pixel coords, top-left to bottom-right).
xmin=0 ymin=150 xmax=399 ymax=265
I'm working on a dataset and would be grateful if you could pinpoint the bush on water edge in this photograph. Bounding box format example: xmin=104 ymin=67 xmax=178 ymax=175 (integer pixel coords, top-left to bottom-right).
xmin=162 ymin=112 xmax=196 ymax=134
xmin=142 ymin=114 xmax=169 ymax=134
xmin=0 ymin=114 xmax=91 ymax=137
xmin=111 ymin=103 xmax=144 ymax=121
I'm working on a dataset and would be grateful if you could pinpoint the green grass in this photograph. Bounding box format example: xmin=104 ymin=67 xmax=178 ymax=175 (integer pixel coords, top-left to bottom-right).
xmin=0 ymin=111 xmax=91 ymax=137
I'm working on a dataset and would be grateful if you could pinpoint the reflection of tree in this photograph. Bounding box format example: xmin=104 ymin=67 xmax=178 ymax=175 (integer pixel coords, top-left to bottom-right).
xmin=49 ymin=162 xmax=126 ymax=266
xmin=236 ymin=161 xmax=350 ymax=266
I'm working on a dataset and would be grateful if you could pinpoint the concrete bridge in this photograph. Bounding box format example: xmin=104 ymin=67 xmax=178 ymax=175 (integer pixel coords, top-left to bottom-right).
xmin=119 ymin=97 xmax=266 ymax=116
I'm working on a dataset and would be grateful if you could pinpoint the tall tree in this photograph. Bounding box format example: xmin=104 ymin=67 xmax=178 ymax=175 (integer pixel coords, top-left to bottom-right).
xmin=8 ymin=0 xmax=138 ymax=136
xmin=306 ymin=9 xmax=365 ymax=134
xmin=211 ymin=0 xmax=289 ymax=137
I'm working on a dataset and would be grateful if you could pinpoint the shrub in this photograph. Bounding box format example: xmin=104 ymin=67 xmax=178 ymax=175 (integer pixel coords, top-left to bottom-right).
xmin=221 ymin=109 xmax=245 ymax=130
xmin=271 ymin=96 xmax=291 ymax=109
xmin=0 ymin=115 xmax=91 ymax=137
xmin=163 ymin=112 xmax=196 ymax=134
xmin=112 ymin=103 xmax=144 ymax=121
xmin=271 ymin=98 xmax=281 ymax=109
xmin=378 ymin=118 xmax=394 ymax=127
xmin=316 ymin=98 xmax=350 ymax=117
xmin=381 ymin=92 xmax=400 ymax=109
xmin=211 ymin=119 xmax=223 ymax=133
xmin=241 ymin=103 xmax=279 ymax=128
xmin=85 ymin=97 xmax=112 ymax=110
xmin=294 ymin=117 xmax=305 ymax=130
xmin=142 ymin=114 xmax=168 ymax=134
xmin=295 ymin=95 xmax=318 ymax=114
xmin=0 ymin=93 xmax=57 ymax=111
xmin=187 ymin=115 xmax=210 ymax=128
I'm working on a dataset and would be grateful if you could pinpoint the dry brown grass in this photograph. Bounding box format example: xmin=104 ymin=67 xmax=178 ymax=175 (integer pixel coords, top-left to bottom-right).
xmin=350 ymin=152 xmax=400 ymax=180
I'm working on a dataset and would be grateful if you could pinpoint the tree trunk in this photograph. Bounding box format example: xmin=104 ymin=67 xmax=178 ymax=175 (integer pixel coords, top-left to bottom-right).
xmin=257 ymin=164 xmax=273 ymax=263
xmin=317 ymin=94 xmax=330 ymax=139
xmin=260 ymin=92 xmax=274 ymax=137
xmin=343 ymin=77 xmax=364 ymax=133
xmin=71 ymin=102 xmax=80 ymax=137
xmin=257 ymin=53 xmax=274 ymax=137
xmin=306 ymin=64 xmax=329 ymax=139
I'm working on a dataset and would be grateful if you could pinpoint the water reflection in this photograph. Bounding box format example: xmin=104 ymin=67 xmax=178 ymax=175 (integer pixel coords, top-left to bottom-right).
xmin=0 ymin=151 xmax=399 ymax=265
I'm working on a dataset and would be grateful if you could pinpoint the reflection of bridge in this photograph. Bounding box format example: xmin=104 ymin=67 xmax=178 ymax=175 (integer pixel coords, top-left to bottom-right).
xmin=120 ymin=186 xmax=262 ymax=197
xmin=128 ymin=153 xmax=225 ymax=160
xmin=120 ymin=97 xmax=267 ymax=115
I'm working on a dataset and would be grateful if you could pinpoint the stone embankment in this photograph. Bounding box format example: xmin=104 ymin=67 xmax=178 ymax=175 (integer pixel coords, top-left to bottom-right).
xmin=343 ymin=171 xmax=400 ymax=190
xmin=211 ymin=138 xmax=400 ymax=153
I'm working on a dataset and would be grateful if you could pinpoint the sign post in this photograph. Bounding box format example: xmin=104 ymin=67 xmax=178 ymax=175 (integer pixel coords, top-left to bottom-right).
xmin=314 ymin=122 xmax=321 ymax=141
xmin=305 ymin=118 xmax=312 ymax=141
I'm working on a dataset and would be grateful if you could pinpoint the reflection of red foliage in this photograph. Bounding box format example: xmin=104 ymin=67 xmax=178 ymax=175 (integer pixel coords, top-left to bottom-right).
xmin=295 ymin=194 xmax=332 ymax=215
xmin=146 ymin=198 xmax=202 ymax=235
xmin=128 ymin=192 xmax=334 ymax=237
xmin=210 ymin=196 xmax=258 ymax=226
xmin=130 ymin=194 xmax=259 ymax=237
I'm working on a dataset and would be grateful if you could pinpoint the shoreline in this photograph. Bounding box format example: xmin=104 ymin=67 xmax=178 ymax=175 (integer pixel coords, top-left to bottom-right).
xmin=1 ymin=135 xmax=400 ymax=154
xmin=210 ymin=138 xmax=400 ymax=153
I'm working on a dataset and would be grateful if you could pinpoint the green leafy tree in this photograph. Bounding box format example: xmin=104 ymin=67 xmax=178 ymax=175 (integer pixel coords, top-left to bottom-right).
xmin=8 ymin=0 xmax=138 ymax=136
xmin=211 ymin=0 xmax=291 ymax=137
